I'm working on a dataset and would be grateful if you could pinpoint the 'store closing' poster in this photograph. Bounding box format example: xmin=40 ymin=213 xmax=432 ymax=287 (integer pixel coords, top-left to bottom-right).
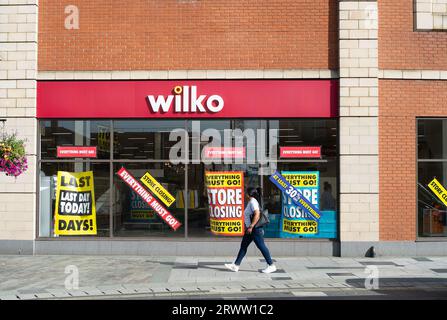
xmin=205 ymin=171 xmax=244 ymax=236
xmin=54 ymin=171 xmax=97 ymax=235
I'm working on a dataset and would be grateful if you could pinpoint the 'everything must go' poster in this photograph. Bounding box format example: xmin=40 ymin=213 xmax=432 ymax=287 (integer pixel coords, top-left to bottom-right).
xmin=54 ymin=171 xmax=97 ymax=235
xmin=205 ymin=171 xmax=244 ymax=236
xmin=280 ymin=171 xmax=319 ymax=237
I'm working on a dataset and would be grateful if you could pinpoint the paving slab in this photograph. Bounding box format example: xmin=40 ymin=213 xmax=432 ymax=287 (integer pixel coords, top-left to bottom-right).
xmin=66 ymin=290 xmax=88 ymax=297
xmin=35 ymin=293 xmax=55 ymax=299
xmin=16 ymin=293 xmax=37 ymax=300
xmin=0 ymin=255 xmax=447 ymax=299
xmin=0 ymin=295 xmax=19 ymax=300
xmin=292 ymin=291 xmax=327 ymax=297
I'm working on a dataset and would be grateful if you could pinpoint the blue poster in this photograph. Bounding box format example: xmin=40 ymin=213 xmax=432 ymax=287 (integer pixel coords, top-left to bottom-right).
xmin=127 ymin=190 xmax=158 ymax=222
xmin=279 ymin=171 xmax=319 ymax=238
xmin=269 ymin=170 xmax=337 ymax=239
xmin=269 ymin=171 xmax=321 ymax=221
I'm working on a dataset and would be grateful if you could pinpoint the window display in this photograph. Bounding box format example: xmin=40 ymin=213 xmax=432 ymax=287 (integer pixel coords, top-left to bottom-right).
xmin=418 ymin=119 xmax=447 ymax=238
xmin=38 ymin=119 xmax=338 ymax=239
xmin=39 ymin=162 xmax=110 ymax=237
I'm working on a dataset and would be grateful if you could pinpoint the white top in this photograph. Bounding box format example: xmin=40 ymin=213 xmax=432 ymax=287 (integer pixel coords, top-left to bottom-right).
xmin=244 ymin=198 xmax=260 ymax=228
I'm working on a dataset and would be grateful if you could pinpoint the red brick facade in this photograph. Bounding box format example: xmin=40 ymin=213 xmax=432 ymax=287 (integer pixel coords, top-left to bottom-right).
xmin=379 ymin=80 xmax=447 ymax=240
xmin=38 ymin=0 xmax=338 ymax=71
xmin=35 ymin=1 xmax=447 ymax=244
xmin=378 ymin=1 xmax=447 ymax=241
xmin=379 ymin=1 xmax=447 ymax=70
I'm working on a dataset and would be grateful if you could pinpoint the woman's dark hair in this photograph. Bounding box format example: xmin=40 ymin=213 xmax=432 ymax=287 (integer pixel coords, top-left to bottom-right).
xmin=247 ymin=187 xmax=261 ymax=204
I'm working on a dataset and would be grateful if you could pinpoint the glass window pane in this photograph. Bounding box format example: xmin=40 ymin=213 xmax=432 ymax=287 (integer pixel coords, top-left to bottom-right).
xmin=418 ymin=119 xmax=447 ymax=160
xmin=188 ymin=120 xmax=232 ymax=162
xmin=418 ymin=162 xmax=447 ymax=237
xmin=40 ymin=120 xmax=111 ymax=160
xmin=39 ymin=162 xmax=110 ymax=237
xmin=112 ymin=162 xmax=185 ymax=237
xmin=262 ymin=160 xmax=338 ymax=239
xmin=270 ymin=119 xmax=338 ymax=158
xmin=114 ymin=120 xmax=186 ymax=160
xmin=233 ymin=120 xmax=266 ymax=163
xmin=187 ymin=163 xmax=261 ymax=238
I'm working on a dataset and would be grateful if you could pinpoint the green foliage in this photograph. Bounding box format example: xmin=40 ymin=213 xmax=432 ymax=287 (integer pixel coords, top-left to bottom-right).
xmin=0 ymin=132 xmax=27 ymax=161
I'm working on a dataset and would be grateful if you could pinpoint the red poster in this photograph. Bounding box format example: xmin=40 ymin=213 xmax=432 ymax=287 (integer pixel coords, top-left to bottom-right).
xmin=203 ymin=147 xmax=245 ymax=159
xmin=57 ymin=146 xmax=97 ymax=158
xmin=116 ymin=167 xmax=181 ymax=231
xmin=280 ymin=146 xmax=321 ymax=158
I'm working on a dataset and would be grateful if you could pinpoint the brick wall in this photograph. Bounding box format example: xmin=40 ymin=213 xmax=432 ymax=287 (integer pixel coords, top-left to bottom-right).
xmin=379 ymin=80 xmax=447 ymax=241
xmin=339 ymin=1 xmax=379 ymax=244
xmin=379 ymin=0 xmax=447 ymax=70
xmin=415 ymin=0 xmax=447 ymax=30
xmin=38 ymin=0 xmax=338 ymax=71
xmin=0 ymin=1 xmax=38 ymax=242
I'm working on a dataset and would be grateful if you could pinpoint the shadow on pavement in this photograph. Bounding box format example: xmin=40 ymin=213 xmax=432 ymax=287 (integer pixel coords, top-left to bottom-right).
xmin=346 ymin=277 xmax=447 ymax=288
xmin=155 ymin=261 xmax=261 ymax=273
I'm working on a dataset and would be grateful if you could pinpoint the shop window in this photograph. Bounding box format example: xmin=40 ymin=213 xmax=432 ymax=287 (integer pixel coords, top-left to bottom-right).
xmin=39 ymin=162 xmax=110 ymax=237
xmin=262 ymin=161 xmax=338 ymax=239
xmin=114 ymin=120 xmax=186 ymax=161
xmin=418 ymin=119 xmax=447 ymax=237
xmin=38 ymin=118 xmax=338 ymax=240
xmin=40 ymin=120 xmax=111 ymax=160
xmin=187 ymin=120 xmax=231 ymax=163
xmin=112 ymin=162 xmax=185 ymax=237
xmin=269 ymin=119 xmax=338 ymax=158
xmin=187 ymin=163 xmax=262 ymax=238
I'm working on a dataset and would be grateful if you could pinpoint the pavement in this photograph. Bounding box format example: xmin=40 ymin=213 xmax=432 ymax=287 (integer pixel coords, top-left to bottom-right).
xmin=0 ymin=255 xmax=447 ymax=300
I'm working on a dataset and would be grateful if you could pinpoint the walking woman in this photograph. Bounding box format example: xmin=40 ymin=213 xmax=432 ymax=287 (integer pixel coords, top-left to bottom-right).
xmin=225 ymin=187 xmax=277 ymax=273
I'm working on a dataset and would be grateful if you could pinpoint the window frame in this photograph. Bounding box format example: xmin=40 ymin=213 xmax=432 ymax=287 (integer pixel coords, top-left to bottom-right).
xmin=36 ymin=118 xmax=340 ymax=241
xmin=416 ymin=117 xmax=447 ymax=240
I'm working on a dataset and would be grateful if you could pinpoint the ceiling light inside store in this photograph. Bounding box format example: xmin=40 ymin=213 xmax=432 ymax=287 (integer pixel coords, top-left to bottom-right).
xmin=272 ymin=135 xmax=299 ymax=138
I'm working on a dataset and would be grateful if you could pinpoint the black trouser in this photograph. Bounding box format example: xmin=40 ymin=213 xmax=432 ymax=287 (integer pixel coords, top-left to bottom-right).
xmin=235 ymin=227 xmax=273 ymax=266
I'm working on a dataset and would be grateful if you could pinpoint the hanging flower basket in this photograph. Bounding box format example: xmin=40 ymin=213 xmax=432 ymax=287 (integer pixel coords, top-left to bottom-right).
xmin=0 ymin=132 xmax=28 ymax=177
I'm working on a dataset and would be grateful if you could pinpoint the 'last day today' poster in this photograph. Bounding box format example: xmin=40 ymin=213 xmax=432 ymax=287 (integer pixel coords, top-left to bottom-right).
xmin=54 ymin=171 xmax=97 ymax=235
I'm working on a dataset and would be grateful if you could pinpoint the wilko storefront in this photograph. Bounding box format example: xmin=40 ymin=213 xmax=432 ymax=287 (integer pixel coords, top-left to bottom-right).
xmin=35 ymin=79 xmax=339 ymax=255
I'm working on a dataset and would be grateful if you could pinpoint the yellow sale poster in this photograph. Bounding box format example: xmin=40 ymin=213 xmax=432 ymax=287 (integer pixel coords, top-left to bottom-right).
xmin=140 ymin=171 xmax=175 ymax=207
xmin=54 ymin=171 xmax=97 ymax=235
xmin=205 ymin=171 xmax=244 ymax=236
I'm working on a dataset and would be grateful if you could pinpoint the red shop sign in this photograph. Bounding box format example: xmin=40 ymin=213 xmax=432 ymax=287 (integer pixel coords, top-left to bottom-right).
xmin=37 ymin=80 xmax=338 ymax=119
xmin=57 ymin=146 xmax=97 ymax=158
xmin=280 ymin=146 xmax=322 ymax=159
xmin=203 ymin=147 xmax=246 ymax=159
